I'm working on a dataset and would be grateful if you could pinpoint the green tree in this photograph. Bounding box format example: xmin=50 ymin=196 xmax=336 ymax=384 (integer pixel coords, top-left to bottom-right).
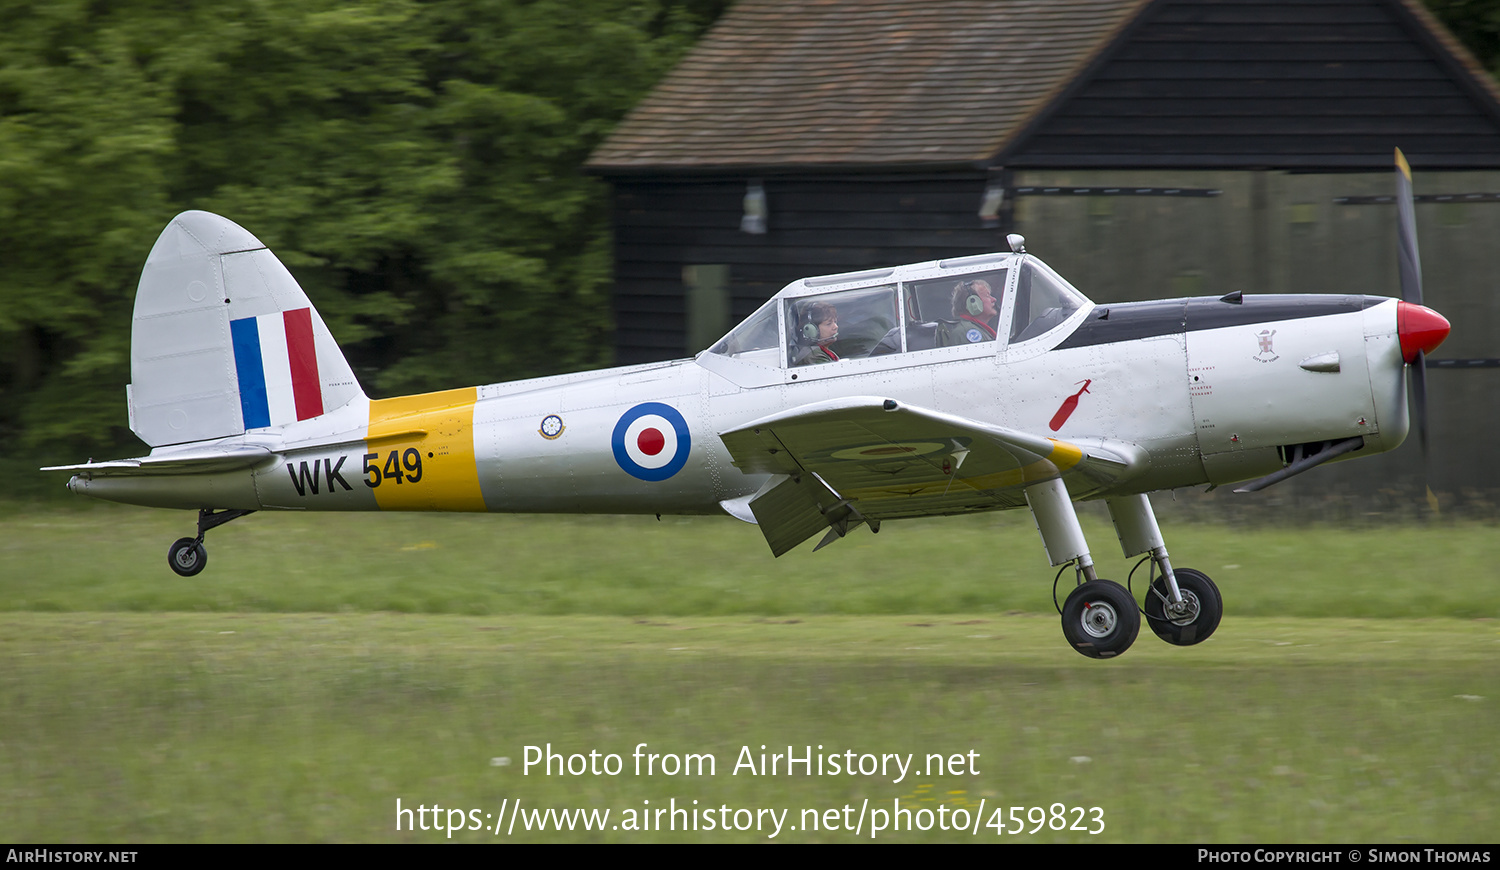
xmin=1425 ymin=0 xmax=1500 ymax=73
xmin=0 ymin=2 xmax=180 ymax=454
xmin=0 ymin=0 xmax=727 ymax=459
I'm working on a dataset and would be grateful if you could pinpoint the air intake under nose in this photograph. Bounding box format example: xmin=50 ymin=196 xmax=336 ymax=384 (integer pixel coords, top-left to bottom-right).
xmin=1397 ymin=301 xmax=1450 ymax=363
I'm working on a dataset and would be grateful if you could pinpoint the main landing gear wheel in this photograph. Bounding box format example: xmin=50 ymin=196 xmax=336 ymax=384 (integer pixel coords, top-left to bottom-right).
xmin=1144 ymin=567 xmax=1222 ymax=646
xmin=168 ymin=537 xmax=207 ymax=577
xmin=1060 ymin=580 xmax=1140 ymax=659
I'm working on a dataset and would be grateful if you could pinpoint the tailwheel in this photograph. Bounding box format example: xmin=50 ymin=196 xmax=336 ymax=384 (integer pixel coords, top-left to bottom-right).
xmin=1144 ymin=567 xmax=1222 ymax=646
xmin=163 ymin=508 xmax=255 ymax=577
xmin=168 ymin=537 xmax=207 ymax=577
xmin=1061 ymin=579 xmax=1140 ymax=659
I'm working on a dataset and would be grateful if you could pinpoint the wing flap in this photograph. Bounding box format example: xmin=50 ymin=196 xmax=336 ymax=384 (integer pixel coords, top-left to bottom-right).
xmin=747 ymin=474 xmax=842 ymax=557
xmin=720 ymin=398 xmax=1148 ymax=550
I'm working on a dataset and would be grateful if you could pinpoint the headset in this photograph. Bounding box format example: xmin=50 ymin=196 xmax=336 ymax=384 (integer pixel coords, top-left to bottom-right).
xmin=800 ymin=313 xmax=820 ymax=341
xmin=955 ymin=280 xmax=986 ymax=318
xmin=798 ymin=303 xmax=837 ymax=343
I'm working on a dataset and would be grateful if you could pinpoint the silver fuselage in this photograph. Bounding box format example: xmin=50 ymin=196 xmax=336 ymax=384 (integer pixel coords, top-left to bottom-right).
xmin=70 ymin=251 xmax=1409 ymax=520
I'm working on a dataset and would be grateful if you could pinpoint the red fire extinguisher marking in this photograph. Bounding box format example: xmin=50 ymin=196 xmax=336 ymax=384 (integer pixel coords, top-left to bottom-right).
xmin=1049 ymin=379 xmax=1093 ymax=432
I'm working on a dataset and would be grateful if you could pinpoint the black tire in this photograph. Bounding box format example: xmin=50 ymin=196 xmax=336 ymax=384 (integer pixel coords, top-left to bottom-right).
xmin=1144 ymin=568 xmax=1222 ymax=646
xmin=168 ymin=537 xmax=207 ymax=577
xmin=1060 ymin=579 xmax=1140 ymax=659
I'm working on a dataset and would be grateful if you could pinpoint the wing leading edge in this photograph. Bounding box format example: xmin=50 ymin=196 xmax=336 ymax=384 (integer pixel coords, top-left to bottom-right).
xmin=718 ymin=397 xmax=1148 ymax=556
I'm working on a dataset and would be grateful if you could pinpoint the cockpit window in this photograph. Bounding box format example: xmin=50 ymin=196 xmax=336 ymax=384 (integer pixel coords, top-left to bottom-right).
xmin=786 ymin=285 xmax=898 ymax=366
xmin=707 ymin=266 xmax=1029 ymax=376
xmin=871 ymin=269 xmax=1007 ymax=354
xmin=707 ymin=299 xmax=780 ymax=366
xmin=1011 ymin=262 xmax=1082 ymax=343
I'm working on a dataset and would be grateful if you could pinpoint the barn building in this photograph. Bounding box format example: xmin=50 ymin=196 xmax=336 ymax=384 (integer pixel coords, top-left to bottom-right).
xmin=587 ymin=0 xmax=1500 ymax=504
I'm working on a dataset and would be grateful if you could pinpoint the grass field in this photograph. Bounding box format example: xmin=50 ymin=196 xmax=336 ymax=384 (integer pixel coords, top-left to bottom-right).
xmin=4 ymin=500 xmax=1498 ymax=618
xmin=2 ymin=502 xmax=1497 ymax=842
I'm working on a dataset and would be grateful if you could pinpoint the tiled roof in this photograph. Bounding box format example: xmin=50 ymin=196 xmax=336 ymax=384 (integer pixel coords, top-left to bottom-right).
xmin=588 ymin=0 xmax=1149 ymax=172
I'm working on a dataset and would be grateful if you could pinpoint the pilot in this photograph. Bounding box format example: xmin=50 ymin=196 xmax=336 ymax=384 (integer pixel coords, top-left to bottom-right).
xmin=792 ymin=301 xmax=840 ymax=365
xmin=942 ymin=278 xmax=999 ymax=345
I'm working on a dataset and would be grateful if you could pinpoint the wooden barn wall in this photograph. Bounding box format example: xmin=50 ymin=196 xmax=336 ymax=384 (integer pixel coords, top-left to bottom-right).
xmin=1014 ymin=167 xmax=1500 ymax=503
xmin=1012 ymin=0 xmax=1500 ymax=168
xmin=610 ymin=174 xmax=1000 ymax=364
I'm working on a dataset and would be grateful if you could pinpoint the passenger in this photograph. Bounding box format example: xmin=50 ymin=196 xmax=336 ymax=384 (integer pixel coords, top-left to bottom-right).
xmin=942 ymin=278 xmax=999 ymax=345
xmin=792 ymin=301 xmax=840 ymax=365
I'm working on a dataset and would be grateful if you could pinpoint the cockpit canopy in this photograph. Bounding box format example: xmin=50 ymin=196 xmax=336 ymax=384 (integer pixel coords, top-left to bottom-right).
xmin=705 ymin=253 xmax=1089 ymax=377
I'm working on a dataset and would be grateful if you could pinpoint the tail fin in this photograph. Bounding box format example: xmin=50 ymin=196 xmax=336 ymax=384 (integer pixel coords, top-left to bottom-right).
xmin=129 ymin=211 xmax=363 ymax=447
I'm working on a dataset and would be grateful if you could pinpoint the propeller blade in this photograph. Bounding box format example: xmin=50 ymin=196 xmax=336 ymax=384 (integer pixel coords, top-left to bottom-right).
xmin=1412 ymin=349 xmax=1440 ymax=513
xmin=1413 ymin=349 xmax=1428 ymax=461
xmin=1395 ymin=148 xmax=1423 ymax=306
xmin=1396 ymin=149 xmax=1437 ymax=512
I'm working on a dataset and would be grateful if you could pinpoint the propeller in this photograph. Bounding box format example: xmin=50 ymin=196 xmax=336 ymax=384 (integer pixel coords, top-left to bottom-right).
xmin=1233 ymin=150 xmax=1449 ymax=499
xmin=1394 ymin=148 xmax=1441 ymax=513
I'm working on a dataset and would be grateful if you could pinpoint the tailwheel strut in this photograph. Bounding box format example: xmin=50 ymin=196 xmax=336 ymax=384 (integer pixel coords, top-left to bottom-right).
xmin=167 ymin=508 xmax=255 ymax=577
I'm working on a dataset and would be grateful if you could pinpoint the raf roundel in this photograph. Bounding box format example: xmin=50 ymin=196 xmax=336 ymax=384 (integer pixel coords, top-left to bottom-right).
xmin=612 ymin=402 xmax=692 ymax=481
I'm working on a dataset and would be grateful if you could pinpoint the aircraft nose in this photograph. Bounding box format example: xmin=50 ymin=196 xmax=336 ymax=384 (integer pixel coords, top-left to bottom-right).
xmin=1397 ymin=300 xmax=1451 ymax=363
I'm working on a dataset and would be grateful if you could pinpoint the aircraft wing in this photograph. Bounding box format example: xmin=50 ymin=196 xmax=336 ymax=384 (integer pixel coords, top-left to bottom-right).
xmin=42 ymin=444 xmax=275 ymax=476
xmin=718 ymin=397 xmax=1146 ymax=555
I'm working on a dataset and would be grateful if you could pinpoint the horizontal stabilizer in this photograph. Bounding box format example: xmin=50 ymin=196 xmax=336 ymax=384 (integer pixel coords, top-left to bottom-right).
xmin=43 ymin=445 xmax=274 ymax=477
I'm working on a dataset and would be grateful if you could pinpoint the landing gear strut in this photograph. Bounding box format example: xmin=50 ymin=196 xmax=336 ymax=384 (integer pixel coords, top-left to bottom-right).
xmin=1106 ymin=494 xmax=1224 ymax=647
xmin=1027 ymin=477 xmax=1143 ymax=659
xmin=1028 ymin=485 xmax=1223 ymax=659
xmin=166 ymin=508 xmax=255 ymax=577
